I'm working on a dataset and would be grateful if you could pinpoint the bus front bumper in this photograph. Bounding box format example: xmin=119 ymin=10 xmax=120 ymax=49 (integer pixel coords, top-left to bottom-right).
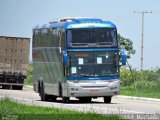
xmin=66 ymin=80 xmax=120 ymax=97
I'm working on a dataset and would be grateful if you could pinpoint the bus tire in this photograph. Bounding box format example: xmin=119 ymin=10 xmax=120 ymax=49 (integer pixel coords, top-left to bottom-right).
xmin=104 ymin=96 xmax=112 ymax=103
xmin=62 ymin=97 xmax=69 ymax=103
xmin=40 ymin=82 xmax=49 ymax=101
xmin=58 ymin=82 xmax=62 ymax=97
xmin=79 ymin=97 xmax=92 ymax=103
xmin=50 ymin=95 xmax=57 ymax=102
xmin=38 ymin=80 xmax=41 ymax=93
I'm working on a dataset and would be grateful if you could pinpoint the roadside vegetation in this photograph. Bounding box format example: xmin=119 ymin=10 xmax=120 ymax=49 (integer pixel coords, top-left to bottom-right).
xmin=0 ymin=98 xmax=123 ymax=120
xmin=120 ymin=67 xmax=160 ymax=98
xmin=118 ymin=35 xmax=160 ymax=99
xmin=24 ymin=64 xmax=33 ymax=85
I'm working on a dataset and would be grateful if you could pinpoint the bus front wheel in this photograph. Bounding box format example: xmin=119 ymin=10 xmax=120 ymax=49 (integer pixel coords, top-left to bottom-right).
xmin=79 ymin=97 xmax=92 ymax=103
xmin=104 ymin=96 xmax=112 ymax=103
xmin=62 ymin=97 xmax=69 ymax=103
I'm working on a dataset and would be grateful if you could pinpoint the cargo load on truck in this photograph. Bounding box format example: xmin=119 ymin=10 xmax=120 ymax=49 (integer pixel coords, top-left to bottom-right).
xmin=0 ymin=36 xmax=30 ymax=90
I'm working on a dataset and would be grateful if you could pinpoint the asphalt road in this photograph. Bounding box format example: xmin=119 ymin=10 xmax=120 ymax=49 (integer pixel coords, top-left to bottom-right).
xmin=0 ymin=86 xmax=160 ymax=115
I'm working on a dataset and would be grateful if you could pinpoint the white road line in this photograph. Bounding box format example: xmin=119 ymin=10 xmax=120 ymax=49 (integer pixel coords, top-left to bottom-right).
xmin=115 ymin=95 xmax=160 ymax=102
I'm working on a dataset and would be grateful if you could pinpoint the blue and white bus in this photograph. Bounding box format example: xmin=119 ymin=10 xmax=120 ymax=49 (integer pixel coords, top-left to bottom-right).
xmin=32 ymin=17 xmax=126 ymax=103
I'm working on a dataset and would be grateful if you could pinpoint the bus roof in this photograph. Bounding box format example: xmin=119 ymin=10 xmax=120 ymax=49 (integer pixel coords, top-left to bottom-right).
xmin=33 ymin=17 xmax=116 ymax=30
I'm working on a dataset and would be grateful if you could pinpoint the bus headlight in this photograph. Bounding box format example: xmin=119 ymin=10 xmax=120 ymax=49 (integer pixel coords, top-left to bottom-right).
xmin=70 ymin=87 xmax=79 ymax=91
xmin=110 ymin=86 xmax=118 ymax=90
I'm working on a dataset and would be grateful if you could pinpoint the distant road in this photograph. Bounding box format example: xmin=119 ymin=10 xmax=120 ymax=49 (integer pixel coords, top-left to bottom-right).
xmin=0 ymin=86 xmax=160 ymax=115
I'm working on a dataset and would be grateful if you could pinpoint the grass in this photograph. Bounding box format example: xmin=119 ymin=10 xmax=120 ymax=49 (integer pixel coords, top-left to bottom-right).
xmin=120 ymin=86 xmax=160 ymax=99
xmin=0 ymin=98 xmax=124 ymax=120
xmin=24 ymin=64 xmax=33 ymax=85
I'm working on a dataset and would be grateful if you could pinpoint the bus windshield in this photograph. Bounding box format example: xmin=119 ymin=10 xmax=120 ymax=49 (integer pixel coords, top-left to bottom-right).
xmin=67 ymin=51 xmax=119 ymax=77
xmin=67 ymin=28 xmax=117 ymax=48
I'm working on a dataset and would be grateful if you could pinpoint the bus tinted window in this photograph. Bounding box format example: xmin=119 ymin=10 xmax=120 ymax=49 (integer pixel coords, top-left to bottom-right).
xmin=33 ymin=28 xmax=65 ymax=48
xmin=67 ymin=28 xmax=117 ymax=48
xmin=67 ymin=51 xmax=119 ymax=77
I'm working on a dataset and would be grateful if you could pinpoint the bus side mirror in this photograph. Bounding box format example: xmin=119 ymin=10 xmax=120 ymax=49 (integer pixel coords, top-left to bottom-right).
xmin=120 ymin=51 xmax=126 ymax=66
xmin=126 ymin=55 xmax=130 ymax=59
xmin=63 ymin=52 xmax=68 ymax=66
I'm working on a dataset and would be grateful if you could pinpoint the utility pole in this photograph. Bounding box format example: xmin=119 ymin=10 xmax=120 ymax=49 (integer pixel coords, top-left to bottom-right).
xmin=134 ymin=11 xmax=152 ymax=71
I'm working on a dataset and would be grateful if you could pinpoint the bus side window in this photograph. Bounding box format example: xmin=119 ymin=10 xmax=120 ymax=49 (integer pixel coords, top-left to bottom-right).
xmin=33 ymin=30 xmax=36 ymax=47
xmin=42 ymin=28 xmax=47 ymax=47
xmin=37 ymin=29 xmax=42 ymax=47
xmin=60 ymin=28 xmax=65 ymax=51
xmin=52 ymin=28 xmax=57 ymax=47
xmin=48 ymin=29 xmax=52 ymax=47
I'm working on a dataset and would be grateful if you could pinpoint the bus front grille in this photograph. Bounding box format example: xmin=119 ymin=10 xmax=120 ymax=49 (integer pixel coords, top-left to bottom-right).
xmin=81 ymin=86 xmax=107 ymax=88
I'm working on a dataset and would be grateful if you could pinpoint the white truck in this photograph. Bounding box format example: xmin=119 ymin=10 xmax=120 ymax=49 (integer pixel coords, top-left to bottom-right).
xmin=0 ymin=36 xmax=30 ymax=90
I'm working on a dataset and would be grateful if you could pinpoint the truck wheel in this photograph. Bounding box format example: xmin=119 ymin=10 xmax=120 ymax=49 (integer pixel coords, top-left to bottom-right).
xmin=5 ymin=85 xmax=11 ymax=89
xmin=2 ymin=85 xmax=5 ymax=89
xmin=17 ymin=86 xmax=23 ymax=90
xmin=2 ymin=85 xmax=6 ymax=89
xmin=12 ymin=85 xmax=17 ymax=90
xmin=104 ymin=96 xmax=112 ymax=103
xmin=12 ymin=85 xmax=23 ymax=90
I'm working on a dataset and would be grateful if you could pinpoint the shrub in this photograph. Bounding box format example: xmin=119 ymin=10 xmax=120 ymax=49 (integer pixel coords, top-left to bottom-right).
xmin=24 ymin=64 xmax=33 ymax=85
xmin=120 ymin=67 xmax=160 ymax=89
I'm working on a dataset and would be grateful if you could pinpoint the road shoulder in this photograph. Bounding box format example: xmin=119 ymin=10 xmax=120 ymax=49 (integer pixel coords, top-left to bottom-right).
xmin=115 ymin=95 xmax=160 ymax=102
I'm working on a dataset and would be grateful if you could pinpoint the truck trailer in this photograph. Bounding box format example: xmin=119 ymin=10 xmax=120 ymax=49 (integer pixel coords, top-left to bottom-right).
xmin=0 ymin=36 xmax=30 ymax=90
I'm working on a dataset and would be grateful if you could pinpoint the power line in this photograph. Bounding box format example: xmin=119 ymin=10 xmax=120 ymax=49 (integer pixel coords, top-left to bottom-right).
xmin=134 ymin=11 xmax=152 ymax=71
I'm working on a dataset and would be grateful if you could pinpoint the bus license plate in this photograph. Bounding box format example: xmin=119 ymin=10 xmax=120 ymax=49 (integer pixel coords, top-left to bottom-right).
xmin=90 ymin=89 xmax=99 ymax=92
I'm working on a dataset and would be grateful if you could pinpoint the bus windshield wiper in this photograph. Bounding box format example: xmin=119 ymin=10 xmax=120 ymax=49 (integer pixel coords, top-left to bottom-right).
xmin=67 ymin=73 xmax=78 ymax=77
xmin=72 ymin=42 xmax=113 ymax=47
xmin=72 ymin=43 xmax=89 ymax=47
xmin=96 ymin=42 xmax=112 ymax=45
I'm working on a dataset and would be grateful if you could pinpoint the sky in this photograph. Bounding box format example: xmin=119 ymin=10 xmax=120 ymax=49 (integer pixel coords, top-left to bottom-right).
xmin=0 ymin=0 xmax=160 ymax=69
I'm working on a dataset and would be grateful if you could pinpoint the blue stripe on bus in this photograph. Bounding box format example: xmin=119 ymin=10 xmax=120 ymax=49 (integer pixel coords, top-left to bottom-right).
xmin=66 ymin=48 xmax=119 ymax=52
xmin=34 ymin=20 xmax=116 ymax=30
xmin=67 ymin=75 xmax=120 ymax=80
xmin=65 ymin=23 xmax=116 ymax=29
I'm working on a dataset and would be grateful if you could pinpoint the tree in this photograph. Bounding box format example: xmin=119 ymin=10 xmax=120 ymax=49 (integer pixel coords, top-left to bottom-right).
xmin=117 ymin=34 xmax=136 ymax=55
